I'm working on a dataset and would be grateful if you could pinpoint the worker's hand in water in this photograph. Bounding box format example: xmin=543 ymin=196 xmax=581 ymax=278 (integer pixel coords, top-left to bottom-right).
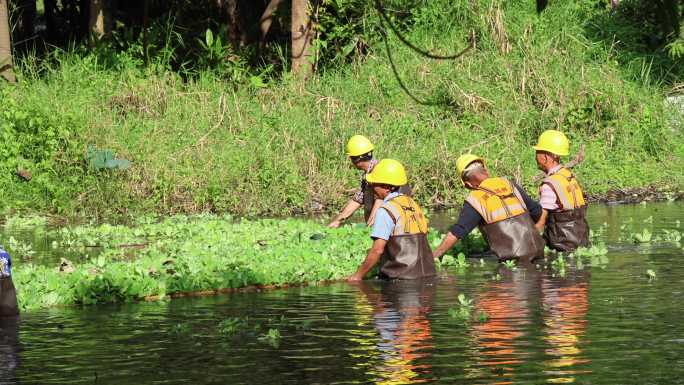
xmin=327 ymin=220 xmax=342 ymax=228
xmin=347 ymin=274 xmax=363 ymax=282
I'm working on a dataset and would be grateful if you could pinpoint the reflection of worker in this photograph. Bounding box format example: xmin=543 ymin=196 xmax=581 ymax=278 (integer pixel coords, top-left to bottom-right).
xmin=0 ymin=247 xmax=19 ymax=382
xmin=533 ymin=130 xmax=590 ymax=251
xmin=432 ymin=155 xmax=545 ymax=263
xmin=541 ymin=270 xmax=591 ymax=380
xmin=353 ymin=279 xmax=436 ymax=384
xmin=469 ymin=265 xmax=539 ymax=373
xmin=0 ymin=315 xmax=20 ymax=381
xmin=348 ymin=159 xmax=435 ymax=281
xmin=0 ymin=247 xmax=19 ymax=317
xmin=328 ymin=136 xmax=411 ymax=228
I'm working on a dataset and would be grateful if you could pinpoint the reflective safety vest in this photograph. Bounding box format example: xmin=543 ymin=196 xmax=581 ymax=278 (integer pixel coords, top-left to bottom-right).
xmin=378 ymin=195 xmax=436 ymax=279
xmin=465 ymin=177 xmax=545 ymax=262
xmin=465 ymin=177 xmax=528 ymax=224
xmin=382 ymin=195 xmax=429 ymax=236
xmin=541 ymin=168 xmax=590 ymax=252
xmin=542 ymin=167 xmax=586 ymax=211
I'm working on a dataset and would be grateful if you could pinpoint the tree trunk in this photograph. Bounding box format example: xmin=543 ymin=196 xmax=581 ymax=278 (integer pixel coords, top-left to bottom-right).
xmin=0 ymin=0 xmax=15 ymax=82
xmin=89 ymin=0 xmax=111 ymax=39
xmin=225 ymin=0 xmax=242 ymax=47
xmin=259 ymin=0 xmax=282 ymax=50
xmin=291 ymin=0 xmax=313 ymax=77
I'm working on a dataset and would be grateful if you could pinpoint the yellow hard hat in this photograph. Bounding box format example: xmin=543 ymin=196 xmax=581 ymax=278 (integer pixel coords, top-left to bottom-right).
xmin=365 ymin=159 xmax=407 ymax=186
xmin=456 ymin=154 xmax=485 ymax=185
xmin=346 ymin=135 xmax=375 ymax=157
xmin=533 ymin=130 xmax=569 ymax=156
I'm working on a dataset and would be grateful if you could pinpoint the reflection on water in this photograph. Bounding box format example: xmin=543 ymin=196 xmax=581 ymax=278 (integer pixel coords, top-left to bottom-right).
xmin=3 ymin=202 xmax=684 ymax=384
xmin=470 ymin=267 xmax=538 ymax=374
xmin=0 ymin=316 xmax=19 ymax=385
xmin=353 ymin=279 xmax=436 ymax=384
xmin=541 ymin=271 xmax=591 ymax=383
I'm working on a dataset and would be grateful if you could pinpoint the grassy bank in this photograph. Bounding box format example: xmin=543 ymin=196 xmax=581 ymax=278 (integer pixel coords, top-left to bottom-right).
xmin=1 ymin=1 xmax=683 ymax=220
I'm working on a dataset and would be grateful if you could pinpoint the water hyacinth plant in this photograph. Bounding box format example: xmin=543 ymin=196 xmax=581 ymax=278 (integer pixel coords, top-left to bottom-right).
xmin=11 ymin=215 xmax=458 ymax=311
xmin=13 ymin=216 xmax=375 ymax=310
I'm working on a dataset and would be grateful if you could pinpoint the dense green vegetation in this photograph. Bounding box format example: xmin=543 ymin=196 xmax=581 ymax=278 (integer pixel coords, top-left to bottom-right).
xmin=15 ymin=209 xmax=684 ymax=311
xmin=12 ymin=215 xmax=444 ymax=311
xmin=1 ymin=0 xmax=683 ymax=220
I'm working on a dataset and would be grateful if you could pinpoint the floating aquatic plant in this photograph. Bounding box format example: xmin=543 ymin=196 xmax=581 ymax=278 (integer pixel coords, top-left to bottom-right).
xmin=550 ymin=255 xmax=567 ymax=277
xmin=633 ymin=229 xmax=653 ymax=243
xmin=662 ymin=229 xmax=682 ymax=244
xmin=218 ymin=317 xmax=249 ymax=336
xmin=6 ymin=236 xmax=35 ymax=258
xmin=448 ymin=294 xmax=474 ymax=322
xmin=575 ymin=243 xmax=608 ymax=257
xmin=502 ymin=259 xmax=517 ymax=271
xmin=454 ymin=253 xmax=469 ymax=268
xmin=258 ymin=328 xmax=281 ymax=348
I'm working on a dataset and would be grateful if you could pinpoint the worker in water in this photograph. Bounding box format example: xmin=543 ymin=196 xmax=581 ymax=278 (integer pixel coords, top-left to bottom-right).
xmin=532 ymin=130 xmax=590 ymax=251
xmin=432 ymin=154 xmax=545 ymax=263
xmin=347 ymin=159 xmax=436 ymax=281
xmin=0 ymin=246 xmax=18 ymax=317
xmin=328 ymin=135 xmax=411 ymax=228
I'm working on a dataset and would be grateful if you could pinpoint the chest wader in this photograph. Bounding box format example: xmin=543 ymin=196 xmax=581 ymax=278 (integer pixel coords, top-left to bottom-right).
xmin=363 ymin=182 xmax=413 ymax=223
xmin=466 ymin=178 xmax=545 ymax=263
xmin=542 ymin=168 xmax=590 ymax=252
xmin=378 ymin=195 xmax=436 ymax=280
xmin=0 ymin=278 xmax=18 ymax=316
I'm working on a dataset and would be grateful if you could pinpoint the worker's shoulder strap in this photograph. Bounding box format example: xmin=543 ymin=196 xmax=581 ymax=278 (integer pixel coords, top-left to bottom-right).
xmin=380 ymin=194 xmax=409 ymax=224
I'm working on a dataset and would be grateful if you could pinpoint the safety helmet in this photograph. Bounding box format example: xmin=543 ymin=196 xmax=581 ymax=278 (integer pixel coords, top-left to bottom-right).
xmin=533 ymin=130 xmax=569 ymax=156
xmin=456 ymin=154 xmax=485 ymax=185
xmin=346 ymin=135 xmax=375 ymax=157
xmin=365 ymin=159 xmax=407 ymax=186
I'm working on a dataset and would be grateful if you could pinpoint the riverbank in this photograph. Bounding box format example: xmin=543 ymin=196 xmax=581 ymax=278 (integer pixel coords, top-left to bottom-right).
xmin=1 ymin=1 xmax=682 ymax=221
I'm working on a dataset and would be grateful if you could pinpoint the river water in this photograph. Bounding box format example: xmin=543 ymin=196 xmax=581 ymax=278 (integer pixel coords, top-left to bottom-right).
xmin=1 ymin=202 xmax=684 ymax=384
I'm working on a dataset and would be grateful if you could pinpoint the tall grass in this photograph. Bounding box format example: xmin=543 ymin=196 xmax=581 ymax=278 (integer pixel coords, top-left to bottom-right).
xmin=1 ymin=0 xmax=682 ymax=220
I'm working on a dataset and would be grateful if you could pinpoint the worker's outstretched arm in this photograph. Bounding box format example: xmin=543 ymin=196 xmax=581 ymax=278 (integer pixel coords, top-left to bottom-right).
xmin=328 ymin=200 xmax=362 ymax=228
xmin=348 ymin=238 xmax=387 ymax=281
xmin=535 ymin=209 xmax=548 ymax=232
xmin=432 ymin=232 xmax=460 ymax=260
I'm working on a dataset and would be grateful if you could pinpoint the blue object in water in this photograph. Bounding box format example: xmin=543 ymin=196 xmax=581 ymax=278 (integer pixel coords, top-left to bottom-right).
xmin=0 ymin=248 xmax=12 ymax=278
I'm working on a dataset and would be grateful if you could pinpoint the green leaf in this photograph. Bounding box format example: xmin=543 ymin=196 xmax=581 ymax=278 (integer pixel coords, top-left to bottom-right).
xmin=205 ymin=29 xmax=214 ymax=49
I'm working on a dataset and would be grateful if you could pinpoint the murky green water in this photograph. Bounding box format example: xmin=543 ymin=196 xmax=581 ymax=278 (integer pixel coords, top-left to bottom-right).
xmin=2 ymin=202 xmax=684 ymax=384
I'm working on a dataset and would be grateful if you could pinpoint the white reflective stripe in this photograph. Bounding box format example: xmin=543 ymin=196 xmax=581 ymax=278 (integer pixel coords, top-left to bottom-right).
xmin=466 ymin=195 xmax=488 ymax=223
xmin=512 ymin=187 xmax=528 ymax=210
xmin=489 ymin=203 xmax=526 ymax=222
xmin=467 ymin=195 xmax=525 ymax=224
xmin=381 ymin=201 xmax=404 ymax=236
xmin=544 ymin=176 xmax=576 ymax=210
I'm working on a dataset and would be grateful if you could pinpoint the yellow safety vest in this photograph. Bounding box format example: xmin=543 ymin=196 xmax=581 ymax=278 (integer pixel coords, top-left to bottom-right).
xmin=542 ymin=167 xmax=586 ymax=211
xmin=381 ymin=195 xmax=429 ymax=236
xmin=465 ymin=177 xmax=528 ymax=224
